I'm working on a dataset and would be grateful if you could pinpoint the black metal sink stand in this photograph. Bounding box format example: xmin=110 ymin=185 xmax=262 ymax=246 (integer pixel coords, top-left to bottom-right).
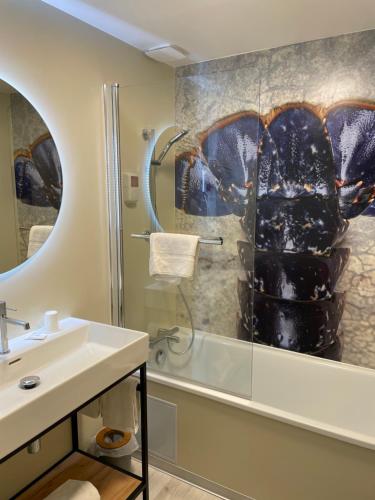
xmin=1 ymin=363 xmax=149 ymax=500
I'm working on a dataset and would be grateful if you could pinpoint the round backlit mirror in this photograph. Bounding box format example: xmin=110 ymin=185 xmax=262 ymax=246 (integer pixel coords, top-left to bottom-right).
xmin=148 ymin=126 xmax=189 ymax=232
xmin=0 ymin=79 xmax=62 ymax=274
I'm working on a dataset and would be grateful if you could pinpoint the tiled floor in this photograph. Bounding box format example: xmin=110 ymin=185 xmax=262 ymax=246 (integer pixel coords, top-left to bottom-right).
xmin=137 ymin=464 xmax=222 ymax=500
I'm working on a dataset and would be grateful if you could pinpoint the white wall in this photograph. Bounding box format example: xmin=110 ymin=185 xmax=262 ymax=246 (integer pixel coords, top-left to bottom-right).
xmin=0 ymin=0 xmax=173 ymax=333
xmin=0 ymin=1 xmax=173 ymax=496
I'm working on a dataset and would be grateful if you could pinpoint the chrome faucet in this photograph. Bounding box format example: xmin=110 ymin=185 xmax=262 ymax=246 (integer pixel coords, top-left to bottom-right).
xmin=0 ymin=301 xmax=30 ymax=355
xmin=149 ymin=326 xmax=180 ymax=347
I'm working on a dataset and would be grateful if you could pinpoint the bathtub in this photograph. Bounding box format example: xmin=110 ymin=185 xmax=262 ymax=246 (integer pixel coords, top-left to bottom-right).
xmin=148 ymin=327 xmax=375 ymax=450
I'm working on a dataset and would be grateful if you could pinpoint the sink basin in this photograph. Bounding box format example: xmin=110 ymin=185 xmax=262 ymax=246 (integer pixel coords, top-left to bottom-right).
xmin=0 ymin=317 xmax=149 ymax=460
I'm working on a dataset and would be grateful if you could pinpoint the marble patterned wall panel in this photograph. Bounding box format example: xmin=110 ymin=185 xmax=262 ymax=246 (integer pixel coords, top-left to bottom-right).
xmin=10 ymin=92 xmax=48 ymax=149
xmin=175 ymin=60 xmax=261 ymax=337
xmin=175 ymin=30 xmax=375 ymax=368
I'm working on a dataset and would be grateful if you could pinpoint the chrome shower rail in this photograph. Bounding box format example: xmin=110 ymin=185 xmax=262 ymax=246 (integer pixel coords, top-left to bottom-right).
xmin=131 ymin=232 xmax=223 ymax=246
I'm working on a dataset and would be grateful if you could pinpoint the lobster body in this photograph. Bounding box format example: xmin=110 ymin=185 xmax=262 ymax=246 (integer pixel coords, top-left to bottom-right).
xmin=176 ymin=101 xmax=375 ymax=360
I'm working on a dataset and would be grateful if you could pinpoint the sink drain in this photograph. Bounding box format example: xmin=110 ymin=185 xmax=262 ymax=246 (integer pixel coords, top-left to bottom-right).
xmin=19 ymin=376 xmax=41 ymax=390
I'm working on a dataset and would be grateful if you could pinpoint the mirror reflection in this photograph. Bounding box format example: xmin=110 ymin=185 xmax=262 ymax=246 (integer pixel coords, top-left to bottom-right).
xmin=0 ymin=79 xmax=62 ymax=273
xmin=149 ymin=126 xmax=189 ymax=232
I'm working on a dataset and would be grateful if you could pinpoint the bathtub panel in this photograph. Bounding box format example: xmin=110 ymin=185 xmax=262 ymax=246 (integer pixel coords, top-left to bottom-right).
xmin=148 ymin=379 xmax=375 ymax=500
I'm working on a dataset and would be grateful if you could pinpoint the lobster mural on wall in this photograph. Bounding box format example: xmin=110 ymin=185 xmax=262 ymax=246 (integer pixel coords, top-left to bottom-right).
xmin=175 ymin=100 xmax=375 ymax=361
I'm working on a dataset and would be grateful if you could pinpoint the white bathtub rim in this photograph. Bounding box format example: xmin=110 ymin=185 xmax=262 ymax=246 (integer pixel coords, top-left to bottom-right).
xmin=147 ymin=369 xmax=375 ymax=452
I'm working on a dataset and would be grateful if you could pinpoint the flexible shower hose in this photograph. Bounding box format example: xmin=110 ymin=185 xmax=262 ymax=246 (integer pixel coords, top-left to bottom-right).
xmin=167 ymin=284 xmax=195 ymax=355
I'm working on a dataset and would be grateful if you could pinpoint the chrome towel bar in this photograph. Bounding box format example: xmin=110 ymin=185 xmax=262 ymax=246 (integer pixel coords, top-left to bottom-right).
xmin=131 ymin=231 xmax=223 ymax=246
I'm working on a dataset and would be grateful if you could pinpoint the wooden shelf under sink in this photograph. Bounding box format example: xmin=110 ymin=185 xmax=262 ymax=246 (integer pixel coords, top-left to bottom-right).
xmin=16 ymin=452 xmax=141 ymax=500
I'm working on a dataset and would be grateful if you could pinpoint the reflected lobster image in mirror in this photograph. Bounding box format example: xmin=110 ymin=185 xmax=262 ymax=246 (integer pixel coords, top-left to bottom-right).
xmin=0 ymin=79 xmax=62 ymax=273
xmin=176 ymin=100 xmax=375 ymax=361
xmin=14 ymin=133 xmax=62 ymax=210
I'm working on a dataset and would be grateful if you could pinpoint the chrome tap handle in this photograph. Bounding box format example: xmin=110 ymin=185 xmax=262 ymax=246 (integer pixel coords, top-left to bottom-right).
xmin=0 ymin=300 xmax=30 ymax=355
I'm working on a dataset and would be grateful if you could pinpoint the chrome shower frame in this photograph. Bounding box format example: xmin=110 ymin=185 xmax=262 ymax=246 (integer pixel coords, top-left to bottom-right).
xmin=104 ymin=83 xmax=124 ymax=328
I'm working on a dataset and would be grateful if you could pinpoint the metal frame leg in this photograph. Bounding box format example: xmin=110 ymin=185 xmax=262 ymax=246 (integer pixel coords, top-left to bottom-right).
xmin=71 ymin=413 xmax=79 ymax=451
xmin=140 ymin=364 xmax=149 ymax=499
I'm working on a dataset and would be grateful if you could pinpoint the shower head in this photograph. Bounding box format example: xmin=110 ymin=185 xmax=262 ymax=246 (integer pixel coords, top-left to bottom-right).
xmin=151 ymin=129 xmax=189 ymax=165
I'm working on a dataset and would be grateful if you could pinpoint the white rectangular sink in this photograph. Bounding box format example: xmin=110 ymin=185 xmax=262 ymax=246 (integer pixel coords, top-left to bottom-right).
xmin=0 ymin=317 xmax=149 ymax=460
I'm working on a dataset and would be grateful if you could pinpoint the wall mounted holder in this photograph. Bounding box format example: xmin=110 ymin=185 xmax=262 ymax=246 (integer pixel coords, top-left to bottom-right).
xmin=131 ymin=231 xmax=223 ymax=246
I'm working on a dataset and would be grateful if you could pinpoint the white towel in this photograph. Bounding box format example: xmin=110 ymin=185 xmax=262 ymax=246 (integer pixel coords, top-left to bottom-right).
xmin=27 ymin=225 xmax=53 ymax=258
xmin=80 ymin=398 xmax=101 ymax=419
xmin=101 ymin=377 xmax=139 ymax=433
xmin=149 ymin=232 xmax=200 ymax=283
xmin=45 ymin=480 xmax=100 ymax=500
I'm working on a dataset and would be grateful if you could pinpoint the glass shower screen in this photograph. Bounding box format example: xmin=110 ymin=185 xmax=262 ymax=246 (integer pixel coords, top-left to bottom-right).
xmin=107 ymin=69 xmax=261 ymax=399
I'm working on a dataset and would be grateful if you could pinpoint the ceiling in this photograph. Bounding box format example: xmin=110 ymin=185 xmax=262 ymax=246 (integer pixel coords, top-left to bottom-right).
xmin=41 ymin=0 xmax=375 ymax=66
